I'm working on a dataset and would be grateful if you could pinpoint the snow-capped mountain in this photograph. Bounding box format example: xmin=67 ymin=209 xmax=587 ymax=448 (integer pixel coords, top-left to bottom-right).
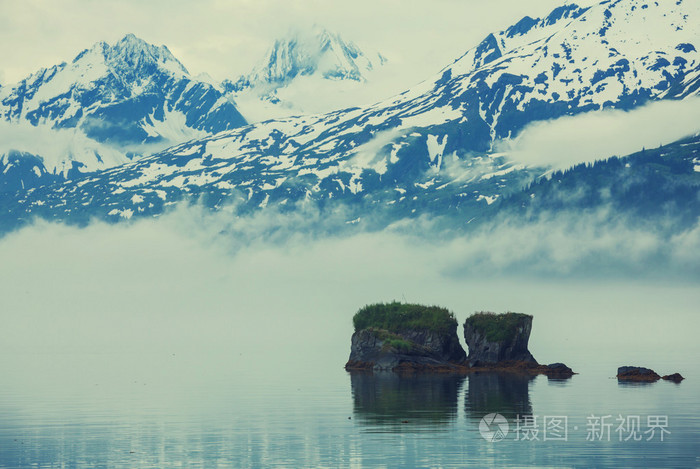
xmin=231 ymin=26 xmax=385 ymax=89
xmin=225 ymin=26 xmax=388 ymax=120
xmin=0 ymin=34 xmax=246 ymax=186
xmin=3 ymin=0 xmax=699 ymax=231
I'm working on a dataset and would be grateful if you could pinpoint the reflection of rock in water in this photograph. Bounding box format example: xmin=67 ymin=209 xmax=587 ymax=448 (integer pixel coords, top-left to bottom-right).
xmin=350 ymin=372 xmax=466 ymax=428
xmin=465 ymin=372 xmax=535 ymax=420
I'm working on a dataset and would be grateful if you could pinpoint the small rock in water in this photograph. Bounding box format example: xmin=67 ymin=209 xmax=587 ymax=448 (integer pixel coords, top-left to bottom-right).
xmin=616 ymin=366 xmax=661 ymax=382
xmin=546 ymin=362 xmax=574 ymax=377
xmin=661 ymin=373 xmax=684 ymax=383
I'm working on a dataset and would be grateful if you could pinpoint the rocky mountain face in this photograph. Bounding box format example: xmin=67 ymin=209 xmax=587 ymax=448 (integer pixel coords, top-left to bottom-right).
xmin=0 ymin=34 xmax=246 ymax=188
xmin=1 ymin=0 xmax=699 ymax=233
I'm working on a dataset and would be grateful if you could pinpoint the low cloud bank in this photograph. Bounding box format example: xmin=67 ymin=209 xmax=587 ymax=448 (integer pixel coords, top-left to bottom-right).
xmin=4 ymin=201 xmax=698 ymax=286
xmin=0 ymin=121 xmax=126 ymax=173
xmin=439 ymin=211 xmax=700 ymax=279
xmin=142 ymin=202 xmax=700 ymax=280
xmin=0 ymin=120 xmax=199 ymax=175
xmin=501 ymin=97 xmax=700 ymax=170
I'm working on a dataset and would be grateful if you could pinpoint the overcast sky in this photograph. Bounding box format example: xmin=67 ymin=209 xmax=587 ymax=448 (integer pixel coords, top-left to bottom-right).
xmin=0 ymin=0 xmax=593 ymax=87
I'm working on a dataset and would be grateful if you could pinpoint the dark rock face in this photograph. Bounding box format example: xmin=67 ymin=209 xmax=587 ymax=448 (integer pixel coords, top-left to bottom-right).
xmin=463 ymin=314 xmax=536 ymax=366
xmin=399 ymin=329 xmax=466 ymax=364
xmin=345 ymin=328 xmax=466 ymax=372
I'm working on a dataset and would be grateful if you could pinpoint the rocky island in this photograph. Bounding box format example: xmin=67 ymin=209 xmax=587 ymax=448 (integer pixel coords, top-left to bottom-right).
xmin=345 ymin=302 xmax=466 ymax=372
xmin=345 ymin=303 xmax=574 ymax=377
xmin=463 ymin=312 xmax=574 ymax=377
xmin=463 ymin=312 xmax=536 ymax=366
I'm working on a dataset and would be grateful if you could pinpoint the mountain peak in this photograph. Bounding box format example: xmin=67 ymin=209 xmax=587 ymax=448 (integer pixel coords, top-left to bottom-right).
xmin=0 ymin=32 xmax=246 ymax=181
xmin=70 ymin=34 xmax=189 ymax=79
xmin=118 ymin=32 xmax=141 ymax=44
xmin=233 ymin=26 xmax=385 ymax=90
xmin=104 ymin=33 xmax=188 ymax=77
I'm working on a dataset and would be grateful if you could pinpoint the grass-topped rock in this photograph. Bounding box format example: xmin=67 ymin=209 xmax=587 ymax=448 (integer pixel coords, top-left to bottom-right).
xmin=463 ymin=312 xmax=537 ymax=367
xmin=345 ymin=302 xmax=466 ymax=372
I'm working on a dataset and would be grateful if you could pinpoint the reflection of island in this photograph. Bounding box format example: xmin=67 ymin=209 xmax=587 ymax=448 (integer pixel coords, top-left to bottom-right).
xmin=350 ymin=372 xmax=466 ymax=428
xmin=464 ymin=372 xmax=535 ymax=420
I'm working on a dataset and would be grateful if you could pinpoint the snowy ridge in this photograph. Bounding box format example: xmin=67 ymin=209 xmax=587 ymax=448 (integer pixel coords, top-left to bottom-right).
xmin=3 ymin=0 xmax=700 ymax=228
xmin=446 ymin=4 xmax=591 ymax=78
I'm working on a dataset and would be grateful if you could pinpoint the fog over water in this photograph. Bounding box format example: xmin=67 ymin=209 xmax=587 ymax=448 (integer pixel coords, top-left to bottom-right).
xmin=1 ymin=207 xmax=698 ymax=373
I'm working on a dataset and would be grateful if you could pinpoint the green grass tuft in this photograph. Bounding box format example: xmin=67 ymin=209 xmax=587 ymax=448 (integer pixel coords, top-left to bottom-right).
xmin=353 ymin=302 xmax=458 ymax=335
xmin=383 ymin=337 xmax=413 ymax=353
xmin=365 ymin=328 xmax=416 ymax=353
xmin=464 ymin=311 xmax=532 ymax=342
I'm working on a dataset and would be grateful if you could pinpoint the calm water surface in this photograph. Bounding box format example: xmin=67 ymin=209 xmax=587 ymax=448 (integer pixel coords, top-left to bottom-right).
xmin=1 ymin=349 xmax=698 ymax=468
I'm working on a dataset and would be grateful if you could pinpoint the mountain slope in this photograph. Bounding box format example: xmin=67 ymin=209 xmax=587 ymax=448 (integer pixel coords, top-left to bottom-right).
xmin=497 ymin=132 xmax=700 ymax=229
xmin=0 ymin=150 xmax=64 ymax=194
xmin=0 ymin=34 xmax=246 ymax=186
xmin=3 ymin=0 xmax=699 ymax=231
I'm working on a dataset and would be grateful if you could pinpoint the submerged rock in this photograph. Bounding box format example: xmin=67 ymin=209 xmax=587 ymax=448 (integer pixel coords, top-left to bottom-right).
xmin=345 ymin=302 xmax=466 ymax=372
xmin=463 ymin=312 xmax=537 ymax=367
